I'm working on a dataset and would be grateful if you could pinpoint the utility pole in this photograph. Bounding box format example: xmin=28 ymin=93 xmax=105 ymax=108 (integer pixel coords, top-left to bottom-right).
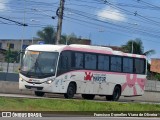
xmin=56 ymin=0 xmax=65 ymax=45
xmin=5 ymin=44 xmax=11 ymax=81
xmin=131 ymin=40 xmax=133 ymax=54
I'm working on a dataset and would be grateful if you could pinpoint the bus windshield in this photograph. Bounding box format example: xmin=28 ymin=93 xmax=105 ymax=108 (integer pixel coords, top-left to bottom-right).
xmin=20 ymin=51 xmax=59 ymax=78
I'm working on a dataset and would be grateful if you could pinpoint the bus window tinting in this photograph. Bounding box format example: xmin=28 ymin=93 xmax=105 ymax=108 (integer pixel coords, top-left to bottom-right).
xmin=75 ymin=52 xmax=84 ymax=68
xmin=134 ymin=59 xmax=145 ymax=74
xmin=98 ymin=55 xmax=109 ymax=71
xmin=85 ymin=53 xmax=97 ymax=70
xmin=123 ymin=58 xmax=133 ymax=73
xmin=57 ymin=51 xmax=71 ymax=75
xmin=58 ymin=51 xmax=146 ymax=76
xmin=111 ymin=56 xmax=122 ymax=72
xmin=71 ymin=52 xmax=84 ymax=69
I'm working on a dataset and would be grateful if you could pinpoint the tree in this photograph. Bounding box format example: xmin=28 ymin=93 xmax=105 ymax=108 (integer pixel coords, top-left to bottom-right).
xmin=37 ymin=27 xmax=90 ymax=45
xmin=60 ymin=33 xmax=78 ymax=45
xmin=5 ymin=50 xmax=19 ymax=63
xmin=121 ymin=38 xmax=155 ymax=56
xmin=37 ymin=26 xmax=56 ymax=44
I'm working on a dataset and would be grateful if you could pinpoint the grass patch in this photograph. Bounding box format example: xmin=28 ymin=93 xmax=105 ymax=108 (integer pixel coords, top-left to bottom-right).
xmin=0 ymin=97 xmax=160 ymax=111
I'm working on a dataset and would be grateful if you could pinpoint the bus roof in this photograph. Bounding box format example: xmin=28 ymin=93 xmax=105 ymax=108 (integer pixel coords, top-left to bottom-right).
xmin=26 ymin=44 xmax=146 ymax=59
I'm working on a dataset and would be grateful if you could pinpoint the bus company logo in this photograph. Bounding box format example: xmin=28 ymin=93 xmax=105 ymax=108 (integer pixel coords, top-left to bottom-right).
xmin=93 ymin=74 xmax=106 ymax=83
xmin=84 ymin=72 xmax=106 ymax=82
xmin=84 ymin=72 xmax=93 ymax=81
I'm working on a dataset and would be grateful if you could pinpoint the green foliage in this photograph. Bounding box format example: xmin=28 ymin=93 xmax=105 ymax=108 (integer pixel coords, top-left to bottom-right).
xmin=37 ymin=26 xmax=56 ymax=44
xmin=121 ymin=38 xmax=155 ymax=56
xmin=155 ymin=73 xmax=160 ymax=81
xmin=122 ymin=39 xmax=144 ymax=54
xmin=5 ymin=50 xmax=19 ymax=63
xmin=37 ymin=26 xmax=90 ymax=45
xmin=1 ymin=97 xmax=160 ymax=111
xmin=60 ymin=33 xmax=78 ymax=44
xmin=60 ymin=33 xmax=88 ymax=45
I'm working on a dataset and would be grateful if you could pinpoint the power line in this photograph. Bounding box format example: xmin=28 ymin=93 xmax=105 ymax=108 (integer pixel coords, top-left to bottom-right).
xmin=64 ymin=6 xmax=160 ymax=37
xmin=100 ymin=0 xmax=160 ymax=26
xmin=0 ymin=16 xmax=27 ymax=26
xmin=64 ymin=14 xmax=160 ymax=39
xmin=64 ymin=17 xmax=160 ymax=45
xmin=65 ymin=7 xmax=160 ymax=33
xmin=133 ymin=0 xmax=160 ymax=9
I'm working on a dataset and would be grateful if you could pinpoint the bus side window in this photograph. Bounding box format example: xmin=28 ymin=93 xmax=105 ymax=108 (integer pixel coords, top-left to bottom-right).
xmin=57 ymin=51 xmax=71 ymax=76
xmin=57 ymin=55 xmax=68 ymax=75
xmin=111 ymin=56 xmax=122 ymax=72
xmin=123 ymin=57 xmax=133 ymax=73
xmin=134 ymin=58 xmax=145 ymax=74
xmin=62 ymin=56 xmax=68 ymax=69
xmin=72 ymin=52 xmax=84 ymax=69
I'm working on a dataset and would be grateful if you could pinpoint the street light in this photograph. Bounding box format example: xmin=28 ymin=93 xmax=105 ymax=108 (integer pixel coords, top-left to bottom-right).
xmin=30 ymin=19 xmax=40 ymax=44
xmin=131 ymin=23 xmax=138 ymax=54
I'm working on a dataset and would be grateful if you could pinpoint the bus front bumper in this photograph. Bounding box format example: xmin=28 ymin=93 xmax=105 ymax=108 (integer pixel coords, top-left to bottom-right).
xmin=19 ymin=79 xmax=54 ymax=93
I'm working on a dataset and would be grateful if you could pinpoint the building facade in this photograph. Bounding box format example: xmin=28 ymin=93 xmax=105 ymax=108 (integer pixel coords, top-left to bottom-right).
xmin=0 ymin=39 xmax=40 ymax=51
xmin=0 ymin=39 xmax=40 ymax=62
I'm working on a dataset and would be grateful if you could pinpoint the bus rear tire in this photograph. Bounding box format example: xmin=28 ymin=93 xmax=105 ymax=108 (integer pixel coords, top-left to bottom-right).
xmin=106 ymin=86 xmax=121 ymax=101
xmin=82 ymin=94 xmax=95 ymax=100
xmin=64 ymin=83 xmax=76 ymax=99
xmin=35 ymin=91 xmax=45 ymax=97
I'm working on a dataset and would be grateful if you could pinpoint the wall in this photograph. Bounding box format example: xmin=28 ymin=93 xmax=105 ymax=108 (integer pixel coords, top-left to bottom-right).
xmin=0 ymin=62 xmax=20 ymax=73
xmin=0 ymin=39 xmax=40 ymax=51
xmin=0 ymin=72 xmax=19 ymax=82
xmin=145 ymin=80 xmax=160 ymax=91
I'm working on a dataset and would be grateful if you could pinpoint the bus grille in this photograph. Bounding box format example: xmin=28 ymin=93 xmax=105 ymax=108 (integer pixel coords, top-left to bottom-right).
xmin=25 ymin=85 xmax=43 ymax=90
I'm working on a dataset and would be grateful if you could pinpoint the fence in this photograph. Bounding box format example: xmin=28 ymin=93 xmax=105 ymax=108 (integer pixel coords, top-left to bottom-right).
xmin=145 ymin=80 xmax=160 ymax=92
xmin=0 ymin=62 xmax=20 ymax=73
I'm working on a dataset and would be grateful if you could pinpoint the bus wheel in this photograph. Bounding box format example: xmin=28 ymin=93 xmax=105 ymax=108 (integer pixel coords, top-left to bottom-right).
xmin=82 ymin=94 xmax=95 ymax=100
xmin=106 ymin=86 xmax=121 ymax=101
xmin=35 ymin=91 xmax=45 ymax=97
xmin=64 ymin=83 xmax=76 ymax=99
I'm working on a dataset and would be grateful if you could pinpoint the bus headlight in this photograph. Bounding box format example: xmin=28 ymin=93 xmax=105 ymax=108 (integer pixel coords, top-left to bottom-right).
xmin=46 ymin=80 xmax=53 ymax=84
xmin=19 ymin=77 xmax=23 ymax=81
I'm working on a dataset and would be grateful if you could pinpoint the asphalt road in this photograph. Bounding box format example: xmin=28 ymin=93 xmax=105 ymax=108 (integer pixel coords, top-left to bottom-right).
xmin=0 ymin=93 xmax=160 ymax=105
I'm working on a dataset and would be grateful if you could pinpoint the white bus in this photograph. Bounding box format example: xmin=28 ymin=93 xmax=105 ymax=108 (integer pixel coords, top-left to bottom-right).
xmin=19 ymin=44 xmax=147 ymax=101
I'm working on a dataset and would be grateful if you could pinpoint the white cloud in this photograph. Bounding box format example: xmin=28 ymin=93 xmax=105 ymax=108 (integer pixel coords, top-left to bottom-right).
xmin=0 ymin=0 xmax=10 ymax=12
xmin=96 ymin=6 xmax=126 ymax=22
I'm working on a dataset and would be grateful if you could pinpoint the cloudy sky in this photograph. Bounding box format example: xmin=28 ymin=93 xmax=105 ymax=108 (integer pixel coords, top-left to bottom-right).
xmin=0 ymin=0 xmax=9 ymax=11
xmin=97 ymin=6 xmax=126 ymax=22
xmin=0 ymin=0 xmax=160 ymax=59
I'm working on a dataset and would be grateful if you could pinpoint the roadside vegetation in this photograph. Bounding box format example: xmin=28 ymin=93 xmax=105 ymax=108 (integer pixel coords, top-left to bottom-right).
xmin=0 ymin=97 xmax=160 ymax=111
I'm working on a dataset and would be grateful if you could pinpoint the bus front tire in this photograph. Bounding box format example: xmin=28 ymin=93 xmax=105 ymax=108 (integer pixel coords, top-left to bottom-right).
xmin=64 ymin=83 xmax=76 ymax=99
xmin=106 ymin=86 xmax=121 ymax=101
xmin=82 ymin=94 xmax=95 ymax=100
xmin=34 ymin=91 xmax=45 ymax=97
